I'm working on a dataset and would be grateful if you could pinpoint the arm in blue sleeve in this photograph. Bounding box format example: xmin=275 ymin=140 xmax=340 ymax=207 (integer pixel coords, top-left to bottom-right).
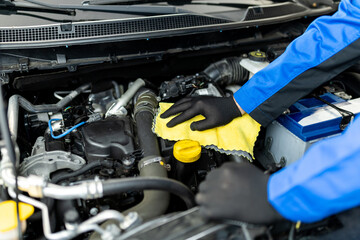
xmin=234 ymin=0 xmax=360 ymax=126
xmin=268 ymin=115 xmax=360 ymax=223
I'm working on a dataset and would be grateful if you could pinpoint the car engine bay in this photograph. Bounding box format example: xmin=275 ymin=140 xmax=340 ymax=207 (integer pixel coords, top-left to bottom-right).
xmin=1 ymin=5 xmax=360 ymax=237
xmin=1 ymin=50 xmax=360 ymax=239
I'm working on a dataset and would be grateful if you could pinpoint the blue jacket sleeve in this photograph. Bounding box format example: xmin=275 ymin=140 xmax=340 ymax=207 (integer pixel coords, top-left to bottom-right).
xmin=268 ymin=115 xmax=360 ymax=223
xmin=234 ymin=0 xmax=360 ymax=126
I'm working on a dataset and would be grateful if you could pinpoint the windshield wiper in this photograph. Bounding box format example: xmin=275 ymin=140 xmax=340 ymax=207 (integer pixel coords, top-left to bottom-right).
xmin=0 ymin=0 xmax=75 ymax=15
xmin=84 ymin=0 xmax=260 ymax=8
xmin=22 ymin=0 xmax=193 ymax=15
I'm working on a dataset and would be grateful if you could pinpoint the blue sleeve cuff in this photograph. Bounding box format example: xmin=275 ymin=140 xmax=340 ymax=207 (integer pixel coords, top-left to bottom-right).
xmin=233 ymin=84 xmax=254 ymax=114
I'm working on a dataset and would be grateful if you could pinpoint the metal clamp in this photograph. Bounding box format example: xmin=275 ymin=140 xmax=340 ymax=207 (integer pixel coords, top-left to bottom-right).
xmin=86 ymin=177 xmax=104 ymax=199
xmin=138 ymin=156 xmax=163 ymax=170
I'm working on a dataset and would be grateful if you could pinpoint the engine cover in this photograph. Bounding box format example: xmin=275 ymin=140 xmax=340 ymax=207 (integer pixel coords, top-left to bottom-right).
xmin=81 ymin=117 xmax=135 ymax=161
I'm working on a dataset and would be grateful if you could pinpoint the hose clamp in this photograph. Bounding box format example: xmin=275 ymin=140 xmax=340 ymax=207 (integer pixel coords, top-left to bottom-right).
xmin=138 ymin=156 xmax=163 ymax=170
xmin=134 ymin=91 xmax=158 ymax=117
xmin=86 ymin=177 xmax=103 ymax=199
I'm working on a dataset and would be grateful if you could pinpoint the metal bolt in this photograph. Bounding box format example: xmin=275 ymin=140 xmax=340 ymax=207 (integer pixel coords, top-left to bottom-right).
xmin=165 ymin=164 xmax=171 ymax=171
xmin=122 ymin=156 xmax=135 ymax=166
xmin=90 ymin=207 xmax=99 ymax=216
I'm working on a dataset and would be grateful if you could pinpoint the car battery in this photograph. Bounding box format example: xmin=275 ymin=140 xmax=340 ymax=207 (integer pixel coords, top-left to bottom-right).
xmin=265 ymin=93 xmax=360 ymax=166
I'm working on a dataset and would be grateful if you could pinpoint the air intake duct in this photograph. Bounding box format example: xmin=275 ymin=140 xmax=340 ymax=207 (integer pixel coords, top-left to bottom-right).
xmin=203 ymin=57 xmax=249 ymax=85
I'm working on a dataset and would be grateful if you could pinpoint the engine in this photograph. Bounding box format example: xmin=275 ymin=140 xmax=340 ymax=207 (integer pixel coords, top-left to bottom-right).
xmin=0 ymin=54 xmax=249 ymax=239
xmin=1 ymin=50 xmax=360 ymax=240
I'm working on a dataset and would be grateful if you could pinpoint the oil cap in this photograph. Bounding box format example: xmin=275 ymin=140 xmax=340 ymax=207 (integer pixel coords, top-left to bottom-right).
xmin=0 ymin=200 xmax=34 ymax=233
xmin=249 ymin=51 xmax=267 ymax=62
xmin=173 ymin=140 xmax=201 ymax=163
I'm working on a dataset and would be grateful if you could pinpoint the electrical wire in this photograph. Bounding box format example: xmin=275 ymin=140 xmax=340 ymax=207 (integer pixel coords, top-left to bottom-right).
xmin=48 ymin=119 xmax=86 ymax=139
xmin=0 ymin=87 xmax=22 ymax=239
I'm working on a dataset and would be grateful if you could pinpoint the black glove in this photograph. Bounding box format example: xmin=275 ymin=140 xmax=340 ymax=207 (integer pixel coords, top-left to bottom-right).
xmin=196 ymin=162 xmax=284 ymax=224
xmin=160 ymin=96 xmax=242 ymax=131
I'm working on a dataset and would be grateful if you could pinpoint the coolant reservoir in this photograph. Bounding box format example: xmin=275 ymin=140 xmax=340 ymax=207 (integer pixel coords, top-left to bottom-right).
xmin=240 ymin=51 xmax=269 ymax=78
xmin=0 ymin=200 xmax=34 ymax=240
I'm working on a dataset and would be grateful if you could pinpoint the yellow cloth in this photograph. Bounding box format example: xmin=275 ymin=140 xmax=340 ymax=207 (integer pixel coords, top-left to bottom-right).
xmin=153 ymin=102 xmax=261 ymax=160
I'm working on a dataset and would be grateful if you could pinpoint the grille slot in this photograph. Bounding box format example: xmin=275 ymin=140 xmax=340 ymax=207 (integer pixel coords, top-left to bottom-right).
xmin=0 ymin=15 xmax=229 ymax=43
xmin=1 ymin=27 xmax=58 ymax=42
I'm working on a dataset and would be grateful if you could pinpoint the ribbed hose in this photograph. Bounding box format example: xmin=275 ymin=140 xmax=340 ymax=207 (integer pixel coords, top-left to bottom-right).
xmin=134 ymin=88 xmax=161 ymax=157
xmin=135 ymin=111 xmax=160 ymax=157
xmin=227 ymin=57 xmax=249 ymax=84
xmin=122 ymin=89 xmax=170 ymax=220
xmin=203 ymin=57 xmax=249 ymax=85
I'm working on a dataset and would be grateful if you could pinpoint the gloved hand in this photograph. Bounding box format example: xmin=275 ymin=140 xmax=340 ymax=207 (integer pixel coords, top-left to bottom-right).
xmin=160 ymin=96 xmax=242 ymax=131
xmin=196 ymin=162 xmax=284 ymax=224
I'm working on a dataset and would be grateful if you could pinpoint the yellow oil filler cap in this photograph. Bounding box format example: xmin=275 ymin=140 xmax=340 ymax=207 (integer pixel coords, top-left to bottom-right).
xmin=0 ymin=200 xmax=34 ymax=233
xmin=173 ymin=140 xmax=201 ymax=163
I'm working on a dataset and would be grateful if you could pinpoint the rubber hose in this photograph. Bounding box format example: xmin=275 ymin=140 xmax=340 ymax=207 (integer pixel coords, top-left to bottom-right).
xmin=122 ymin=157 xmax=170 ymax=221
xmin=134 ymin=89 xmax=161 ymax=157
xmin=130 ymin=89 xmax=170 ymax=220
xmin=228 ymin=57 xmax=249 ymax=84
xmin=203 ymin=57 xmax=249 ymax=85
xmin=17 ymin=83 xmax=90 ymax=113
xmin=103 ymin=177 xmax=195 ymax=209
xmin=135 ymin=111 xmax=160 ymax=157
xmin=89 ymin=162 xmax=175 ymax=240
xmin=51 ymin=160 xmax=115 ymax=184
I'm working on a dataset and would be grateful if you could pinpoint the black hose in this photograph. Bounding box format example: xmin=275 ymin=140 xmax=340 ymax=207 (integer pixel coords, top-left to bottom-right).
xmin=102 ymin=177 xmax=196 ymax=209
xmin=51 ymin=160 xmax=115 ymax=184
xmin=134 ymin=89 xmax=161 ymax=157
xmin=135 ymin=111 xmax=160 ymax=157
xmin=17 ymin=83 xmax=90 ymax=113
xmin=203 ymin=57 xmax=249 ymax=85
xmin=122 ymin=89 xmax=171 ymax=220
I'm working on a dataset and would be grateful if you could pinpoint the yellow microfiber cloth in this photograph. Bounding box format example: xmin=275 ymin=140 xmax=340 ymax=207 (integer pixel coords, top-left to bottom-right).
xmin=153 ymin=102 xmax=261 ymax=161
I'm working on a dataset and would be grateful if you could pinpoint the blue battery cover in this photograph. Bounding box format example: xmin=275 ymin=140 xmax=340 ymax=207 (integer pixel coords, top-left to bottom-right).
xmin=276 ymin=93 xmax=348 ymax=141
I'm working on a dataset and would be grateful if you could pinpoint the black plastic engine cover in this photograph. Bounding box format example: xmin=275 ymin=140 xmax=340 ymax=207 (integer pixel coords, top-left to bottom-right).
xmin=81 ymin=117 xmax=135 ymax=161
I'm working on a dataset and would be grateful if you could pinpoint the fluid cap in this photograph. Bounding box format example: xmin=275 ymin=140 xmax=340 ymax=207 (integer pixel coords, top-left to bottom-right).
xmin=173 ymin=140 xmax=201 ymax=163
xmin=0 ymin=200 xmax=34 ymax=233
xmin=249 ymin=51 xmax=267 ymax=62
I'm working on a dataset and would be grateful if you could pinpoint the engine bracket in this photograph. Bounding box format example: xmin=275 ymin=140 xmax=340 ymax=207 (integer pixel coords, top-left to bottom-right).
xmin=19 ymin=150 xmax=86 ymax=180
